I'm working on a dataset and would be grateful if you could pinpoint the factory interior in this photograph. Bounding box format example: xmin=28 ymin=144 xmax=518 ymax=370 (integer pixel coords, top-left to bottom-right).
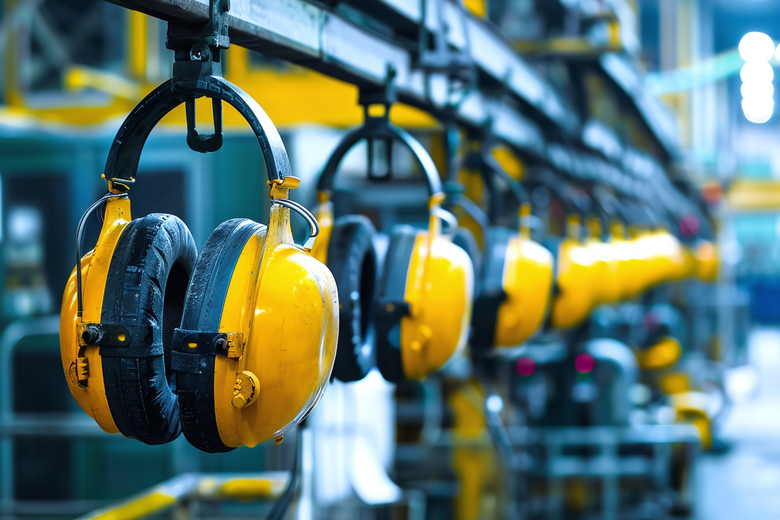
xmin=3 ymin=0 xmax=780 ymax=518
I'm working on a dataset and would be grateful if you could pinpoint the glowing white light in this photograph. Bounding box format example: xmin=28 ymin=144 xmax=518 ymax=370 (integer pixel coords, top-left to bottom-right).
xmin=740 ymin=32 xmax=775 ymax=124
xmin=741 ymin=81 xmax=775 ymax=99
xmin=742 ymin=95 xmax=775 ymax=111
xmin=739 ymin=32 xmax=775 ymax=62
xmin=742 ymin=98 xmax=774 ymax=123
xmin=486 ymin=395 xmax=503 ymax=413
xmin=740 ymin=61 xmax=774 ymax=83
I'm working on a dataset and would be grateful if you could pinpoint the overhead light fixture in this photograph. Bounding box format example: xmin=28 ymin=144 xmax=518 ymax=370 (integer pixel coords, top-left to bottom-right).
xmin=739 ymin=32 xmax=775 ymax=62
xmin=740 ymin=32 xmax=775 ymax=123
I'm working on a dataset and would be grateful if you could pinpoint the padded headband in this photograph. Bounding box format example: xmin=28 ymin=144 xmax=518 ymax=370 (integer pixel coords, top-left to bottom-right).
xmin=317 ymin=119 xmax=443 ymax=197
xmin=104 ymin=75 xmax=291 ymax=185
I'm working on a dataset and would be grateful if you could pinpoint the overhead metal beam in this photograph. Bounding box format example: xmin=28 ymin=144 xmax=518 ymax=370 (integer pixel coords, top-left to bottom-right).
xmin=102 ymin=0 xmax=682 ymax=205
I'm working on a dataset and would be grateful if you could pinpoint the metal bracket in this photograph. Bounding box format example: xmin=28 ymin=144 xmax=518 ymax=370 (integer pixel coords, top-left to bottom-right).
xmin=358 ymin=66 xmax=399 ymax=182
xmin=166 ymin=0 xmax=231 ymax=153
xmin=418 ymin=0 xmax=475 ymax=110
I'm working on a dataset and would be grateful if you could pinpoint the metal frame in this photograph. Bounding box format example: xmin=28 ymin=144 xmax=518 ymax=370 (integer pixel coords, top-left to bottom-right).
xmin=101 ymin=0 xmax=686 ymax=207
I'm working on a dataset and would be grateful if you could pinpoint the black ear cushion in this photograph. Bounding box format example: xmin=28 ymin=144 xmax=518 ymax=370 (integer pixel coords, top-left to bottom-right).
xmin=451 ymin=227 xmax=483 ymax=296
xmin=328 ymin=215 xmax=378 ymax=383
xmin=176 ymin=218 xmax=264 ymax=453
xmin=100 ymin=213 xmax=197 ymax=445
xmin=374 ymin=225 xmax=418 ymax=383
xmin=471 ymin=226 xmax=512 ymax=349
xmin=541 ymin=238 xmax=561 ymax=331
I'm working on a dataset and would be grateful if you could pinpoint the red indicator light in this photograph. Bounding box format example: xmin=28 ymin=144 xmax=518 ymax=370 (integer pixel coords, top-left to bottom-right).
xmin=516 ymin=356 xmax=535 ymax=376
xmin=575 ymin=353 xmax=595 ymax=374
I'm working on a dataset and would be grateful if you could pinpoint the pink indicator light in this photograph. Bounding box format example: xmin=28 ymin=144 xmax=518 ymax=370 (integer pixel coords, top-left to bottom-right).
xmin=679 ymin=215 xmax=700 ymax=237
xmin=575 ymin=353 xmax=595 ymax=374
xmin=516 ymin=356 xmax=536 ymax=376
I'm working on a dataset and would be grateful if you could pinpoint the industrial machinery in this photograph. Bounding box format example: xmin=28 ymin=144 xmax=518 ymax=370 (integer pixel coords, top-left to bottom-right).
xmin=0 ymin=1 xmax=732 ymax=519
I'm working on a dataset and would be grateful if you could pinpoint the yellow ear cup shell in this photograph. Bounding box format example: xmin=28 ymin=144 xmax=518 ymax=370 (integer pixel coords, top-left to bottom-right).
xmin=59 ymin=197 xmax=131 ymax=434
xmin=494 ymin=236 xmax=553 ymax=347
xmin=401 ymin=233 xmax=474 ymax=380
xmin=214 ymin=244 xmax=338 ymax=448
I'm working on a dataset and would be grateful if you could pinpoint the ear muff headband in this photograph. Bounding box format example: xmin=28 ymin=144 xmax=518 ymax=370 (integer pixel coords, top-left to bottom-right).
xmin=317 ymin=120 xmax=443 ymax=197
xmin=76 ymin=75 xmax=301 ymax=345
xmin=104 ymin=74 xmax=291 ymax=187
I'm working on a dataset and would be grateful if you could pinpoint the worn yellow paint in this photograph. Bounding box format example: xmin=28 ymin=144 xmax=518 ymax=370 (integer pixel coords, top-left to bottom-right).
xmin=60 ymin=197 xmax=131 ymax=435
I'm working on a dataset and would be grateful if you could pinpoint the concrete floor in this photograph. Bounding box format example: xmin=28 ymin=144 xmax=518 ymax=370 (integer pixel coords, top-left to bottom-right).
xmin=698 ymin=329 xmax=780 ymax=519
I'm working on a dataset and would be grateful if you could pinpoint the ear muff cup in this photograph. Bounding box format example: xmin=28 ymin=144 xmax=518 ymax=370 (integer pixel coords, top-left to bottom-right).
xmin=174 ymin=218 xmax=264 ymax=454
xmin=100 ymin=213 xmax=197 ymax=445
xmin=452 ymin=227 xmax=483 ymax=296
xmin=375 ymin=225 xmax=418 ymax=383
xmin=327 ymin=215 xmax=378 ymax=383
xmin=471 ymin=227 xmax=512 ymax=349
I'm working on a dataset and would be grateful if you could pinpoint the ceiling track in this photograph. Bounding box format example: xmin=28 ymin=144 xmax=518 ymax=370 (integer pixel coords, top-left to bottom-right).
xmin=104 ymin=0 xmax=691 ymax=211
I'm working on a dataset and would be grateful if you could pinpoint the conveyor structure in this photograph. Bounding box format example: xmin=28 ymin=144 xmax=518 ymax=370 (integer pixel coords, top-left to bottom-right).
xmin=103 ymin=0 xmax=689 ymax=212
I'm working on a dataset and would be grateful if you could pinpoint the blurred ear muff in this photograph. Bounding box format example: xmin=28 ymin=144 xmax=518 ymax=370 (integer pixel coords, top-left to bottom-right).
xmin=62 ymin=75 xmax=338 ymax=452
xmin=315 ymin=214 xmax=378 ymax=382
xmin=585 ymin=217 xmax=621 ymax=306
xmin=549 ymin=214 xmax=597 ymax=329
xmin=451 ymin=226 xmax=483 ymax=296
xmin=317 ymin=116 xmax=473 ymax=383
xmin=311 ymin=186 xmax=379 ymax=383
xmin=466 ymin=148 xmax=554 ymax=348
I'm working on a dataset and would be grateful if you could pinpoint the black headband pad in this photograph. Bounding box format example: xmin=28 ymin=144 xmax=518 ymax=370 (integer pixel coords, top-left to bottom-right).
xmin=104 ymin=75 xmax=291 ymax=184
xmin=317 ymin=121 xmax=442 ymax=196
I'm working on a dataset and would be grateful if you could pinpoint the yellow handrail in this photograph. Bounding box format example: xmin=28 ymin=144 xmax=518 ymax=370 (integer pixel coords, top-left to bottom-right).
xmin=76 ymin=472 xmax=290 ymax=520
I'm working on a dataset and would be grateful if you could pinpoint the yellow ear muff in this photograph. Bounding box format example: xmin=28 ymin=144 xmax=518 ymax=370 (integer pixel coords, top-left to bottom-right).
xmin=64 ymin=73 xmax=338 ymax=452
xmin=585 ymin=218 xmax=620 ymax=306
xmin=493 ymin=232 xmax=554 ymax=346
xmin=398 ymin=205 xmax=474 ymax=380
xmin=610 ymin=221 xmax=641 ymax=300
xmin=550 ymin=215 xmax=597 ymax=329
xmin=317 ymin=110 xmax=473 ymax=383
